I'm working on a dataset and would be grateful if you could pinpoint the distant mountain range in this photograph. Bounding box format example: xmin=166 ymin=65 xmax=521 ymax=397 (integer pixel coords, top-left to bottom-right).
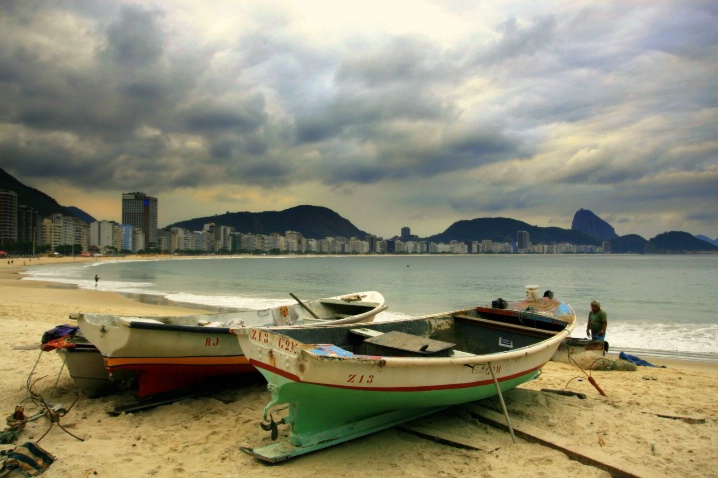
xmin=168 ymin=205 xmax=369 ymax=240
xmin=2 ymin=167 xmax=717 ymax=253
xmin=157 ymin=208 xmax=718 ymax=253
xmin=696 ymin=235 xmax=718 ymax=247
xmin=426 ymin=217 xmax=599 ymax=245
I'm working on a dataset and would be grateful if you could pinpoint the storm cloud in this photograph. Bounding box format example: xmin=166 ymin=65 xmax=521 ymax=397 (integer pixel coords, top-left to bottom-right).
xmin=0 ymin=1 xmax=716 ymax=239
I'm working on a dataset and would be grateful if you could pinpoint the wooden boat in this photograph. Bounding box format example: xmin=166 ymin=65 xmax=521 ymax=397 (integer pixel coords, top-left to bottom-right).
xmin=72 ymin=291 xmax=386 ymax=398
xmin=56 ymin=343 xmax=133 ymax=398
xmin=551 ymin=337 xmax=608 ymax=364
xmin=39 ymin=330 xmax=134 ymax=398
xmin=234 ymin=289 xmax=575 ymax=462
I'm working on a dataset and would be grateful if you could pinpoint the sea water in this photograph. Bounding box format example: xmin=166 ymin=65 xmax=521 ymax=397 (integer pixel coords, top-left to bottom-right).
xmin=22 ymin=254 xmax=718 ymax=362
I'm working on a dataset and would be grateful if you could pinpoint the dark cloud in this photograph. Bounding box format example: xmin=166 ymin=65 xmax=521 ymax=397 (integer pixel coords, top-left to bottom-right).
xmin=0 ymin=1 xmax=715 ymax=237
xmin=101 ymin=5 xmax=165 ymax=67
xmin=182 ymin=98 xmax=267 ymax=134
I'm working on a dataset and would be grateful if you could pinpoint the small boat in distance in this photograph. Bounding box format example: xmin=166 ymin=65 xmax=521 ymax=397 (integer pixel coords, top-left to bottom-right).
xmin=234 ymin=287 xmax=575 ymax=462
xmin=72 ymin=291 xmax=386 ymax=398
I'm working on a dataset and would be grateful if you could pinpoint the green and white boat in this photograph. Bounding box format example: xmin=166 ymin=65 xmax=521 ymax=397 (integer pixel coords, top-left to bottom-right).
xmin=234 ymin=288 xmax=576 ymax=462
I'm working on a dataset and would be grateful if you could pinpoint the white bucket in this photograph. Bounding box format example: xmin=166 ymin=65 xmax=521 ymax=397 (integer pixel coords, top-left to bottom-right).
xmin=525 ymin=285 xmax=539 ymax=301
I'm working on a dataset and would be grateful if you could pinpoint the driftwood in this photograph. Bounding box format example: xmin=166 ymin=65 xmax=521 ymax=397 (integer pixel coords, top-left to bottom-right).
xmin=540 ymin=388 xmax=587 ymax=399
xmin=649 ymin=411 xmax=706 ymax=424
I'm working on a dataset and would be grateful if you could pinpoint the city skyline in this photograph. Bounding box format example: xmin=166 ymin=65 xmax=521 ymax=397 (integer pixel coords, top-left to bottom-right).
xmin=1 ymin=171 xmax=715 ymax=245
xmin=1 ymin=182 xmax=711 ymax=254
xmin=1 ymin=2 xmax=716 ymax=240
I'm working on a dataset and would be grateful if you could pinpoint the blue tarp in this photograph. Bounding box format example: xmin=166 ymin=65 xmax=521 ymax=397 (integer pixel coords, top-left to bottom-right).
xmin=619 ymin=351 xmax=667 ymax=368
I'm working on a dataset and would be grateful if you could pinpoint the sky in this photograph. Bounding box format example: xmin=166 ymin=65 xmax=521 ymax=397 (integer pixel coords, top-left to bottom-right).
xmin=1 ymin=1 xmax=717 ymax=240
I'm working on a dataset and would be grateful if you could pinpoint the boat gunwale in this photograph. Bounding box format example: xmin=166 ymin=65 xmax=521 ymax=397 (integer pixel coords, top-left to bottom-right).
xmin=112 ymin=322 xmax=238 ymax=334
xmin=237 ymin=307 xmax=576 ymax=368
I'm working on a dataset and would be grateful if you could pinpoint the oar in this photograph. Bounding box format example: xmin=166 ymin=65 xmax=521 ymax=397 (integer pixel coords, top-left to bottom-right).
xmin=289 ymin=292 xmax=322 ymax=321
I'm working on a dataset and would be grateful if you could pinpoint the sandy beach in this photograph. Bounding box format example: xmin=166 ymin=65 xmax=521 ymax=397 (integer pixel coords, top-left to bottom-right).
xmin=1 ymin=257 xmax=717 ymax=477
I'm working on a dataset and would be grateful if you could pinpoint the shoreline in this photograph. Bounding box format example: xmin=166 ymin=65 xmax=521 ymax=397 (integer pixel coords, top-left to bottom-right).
xmin=1 ymin=256 xmax=717 ymax=477
xmin=0 ymin=256 xmax=217 ymax=318
xmin=10 ymin=255 xmax=718 ymax=365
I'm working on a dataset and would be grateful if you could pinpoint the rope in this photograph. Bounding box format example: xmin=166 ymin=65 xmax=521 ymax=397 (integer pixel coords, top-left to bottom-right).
xmin=26 ymin=351 xmax=45 ymax=401
xmin=0 ymin=408 xmax=28 ymax=445
xmin=53 ymin=354 xmax=67 ymax=388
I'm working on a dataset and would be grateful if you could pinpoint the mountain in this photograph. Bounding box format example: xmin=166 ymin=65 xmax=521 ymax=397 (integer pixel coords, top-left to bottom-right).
xmin=64 ymin=206 xmax=95 ymax=224
xmin=571 ymin=209 xmax=619 ymax=241
xmin=425 ymin=217 xmax=600 ymax=245
xmin=0 ymin=168 xmax=75 ymax=218
xmin=167 ymin=205 xmax=370 ymax=239
xmin=695 ymin=235 xmax=718 ymax=247
xmin=645 ymin=231 xmax=718 ymax=253
xmin=3 ymin=168 xmax=717 ymax=252
xmin=610 ymin=234 xmax=648 ymax=253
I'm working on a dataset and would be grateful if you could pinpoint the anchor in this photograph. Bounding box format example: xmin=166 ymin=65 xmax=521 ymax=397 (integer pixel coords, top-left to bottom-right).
xmin=28 ymin=377 xmax=84 ymax=443
xmin=260 ymin=413 xmax=285 ymax=441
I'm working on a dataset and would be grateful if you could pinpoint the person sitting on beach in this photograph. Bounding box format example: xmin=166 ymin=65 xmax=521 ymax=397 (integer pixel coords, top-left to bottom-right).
xmin=586 ymin=300 xmax=607 ymax=341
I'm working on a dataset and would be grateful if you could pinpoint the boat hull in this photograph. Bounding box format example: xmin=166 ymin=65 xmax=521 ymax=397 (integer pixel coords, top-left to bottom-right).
xmin=57 ymin=345 xmax=117 ymax=398
xmin=252 ymin=355 xmax=544 ymax=444
xmin=73 ymin=291 xmax=386 ymax=397
xmin=236 ymin=297 xmax=575 ymax=461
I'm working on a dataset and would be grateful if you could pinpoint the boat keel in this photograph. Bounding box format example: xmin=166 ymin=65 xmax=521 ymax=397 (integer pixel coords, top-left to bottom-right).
xmin=240 ymin=406 xmax=448 ymax=463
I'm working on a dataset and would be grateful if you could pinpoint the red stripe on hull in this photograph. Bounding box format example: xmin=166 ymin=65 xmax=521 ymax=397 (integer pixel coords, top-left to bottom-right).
xmin=249 ymin=359 xmax=543 ymax=393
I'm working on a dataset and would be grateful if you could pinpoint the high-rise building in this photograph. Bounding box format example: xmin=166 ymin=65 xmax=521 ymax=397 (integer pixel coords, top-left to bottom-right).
xmin=122 ymin=192 xmax=158 ymax=249
xmin=401 ymin=227 xmax=411 ymax=241
xmin=0 ymin=190 xmax=18 ymax=244
xmin=517 ymin=230 xmax=530 ymax=252
xmin=17 ymin=205 xmax=41 ymax=245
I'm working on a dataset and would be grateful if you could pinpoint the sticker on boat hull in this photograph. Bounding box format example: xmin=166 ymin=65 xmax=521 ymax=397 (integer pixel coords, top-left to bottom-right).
xmin=498 ymin=337 xmax=513 ymax=348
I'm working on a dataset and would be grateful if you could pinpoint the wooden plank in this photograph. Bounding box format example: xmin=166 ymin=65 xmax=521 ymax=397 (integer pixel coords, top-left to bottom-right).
xmin=349 ymin=328 xmax=384 ymax=338
xmin=14 ymin=344 xmax=41 ymax=350
xmin=454 ymin=314 xmax=558 ymax=336
xmin=397 ymin=424 xmax=486 ymax=451
xmin=364 ymin=331 xmax=455 ymax=355
xmin=464 ymin=403 xmax=670 ymax=478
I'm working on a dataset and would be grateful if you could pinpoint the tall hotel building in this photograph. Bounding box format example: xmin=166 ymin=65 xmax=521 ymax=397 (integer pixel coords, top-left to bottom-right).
xmin=0 ymin=190 xmax=18 ymax=244
xmin=122 ymin=192 xmax=158 ymax=249
xmin=517 ymin=230 xmax=530 ymax=252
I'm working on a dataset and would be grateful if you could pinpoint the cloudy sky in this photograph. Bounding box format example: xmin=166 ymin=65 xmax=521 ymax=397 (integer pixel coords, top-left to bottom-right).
xmin=1 ymin=1 xmax=716 ymax=239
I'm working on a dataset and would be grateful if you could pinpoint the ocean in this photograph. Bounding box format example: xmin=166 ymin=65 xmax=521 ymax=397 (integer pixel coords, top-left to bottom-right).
xmin=21 ymin=254 xmax=718 ymax=362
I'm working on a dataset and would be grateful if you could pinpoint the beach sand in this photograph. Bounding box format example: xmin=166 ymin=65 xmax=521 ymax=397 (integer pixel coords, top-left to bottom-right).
xmin=1 ymin=257 xmax=716 ymax=477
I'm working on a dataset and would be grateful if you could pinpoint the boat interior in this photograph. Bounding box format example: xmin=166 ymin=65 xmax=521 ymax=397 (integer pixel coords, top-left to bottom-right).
xmin=266 ymin=307 xmax=568 ymax=358
xmin=312 ymin=299 xmax=379 ymax=318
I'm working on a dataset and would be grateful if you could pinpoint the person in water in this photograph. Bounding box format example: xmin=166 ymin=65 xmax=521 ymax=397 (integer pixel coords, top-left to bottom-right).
xmin=586 ymin=300 xmax=607 ymax=340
